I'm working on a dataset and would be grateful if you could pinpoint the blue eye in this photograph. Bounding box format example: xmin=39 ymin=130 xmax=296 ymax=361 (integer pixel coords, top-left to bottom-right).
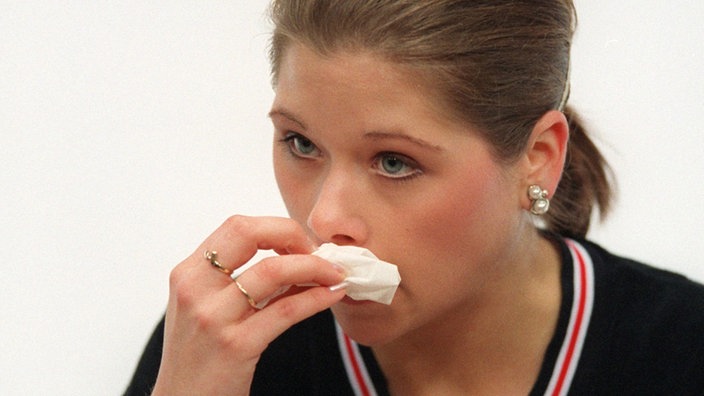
xmin=293 ymin=136 xmax=316 ymax=154
xmin=374 ymin=153 xmax=422 ymax=180
xmin=381 ymin=155 xmax=406 ymax=174
xmin=283 ymin=133 xmax=319 ymax=157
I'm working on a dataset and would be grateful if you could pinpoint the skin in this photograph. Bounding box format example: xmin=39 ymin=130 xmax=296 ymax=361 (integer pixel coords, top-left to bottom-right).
xmin=153 ymin=41 xmax=570 ymax=395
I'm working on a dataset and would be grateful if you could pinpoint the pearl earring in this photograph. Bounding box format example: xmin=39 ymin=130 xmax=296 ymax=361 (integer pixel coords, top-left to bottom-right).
xmin=528 ymin=185 xmax=550 ymax=215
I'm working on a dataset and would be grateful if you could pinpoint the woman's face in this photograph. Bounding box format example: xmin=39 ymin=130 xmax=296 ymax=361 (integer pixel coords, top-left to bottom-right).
xmin=270 ymin=43 xmax=529 ymax=345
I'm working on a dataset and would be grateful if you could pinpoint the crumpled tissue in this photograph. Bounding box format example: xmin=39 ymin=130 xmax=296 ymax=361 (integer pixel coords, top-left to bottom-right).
xmin=313 ymin=243 xmax=401 ymax=305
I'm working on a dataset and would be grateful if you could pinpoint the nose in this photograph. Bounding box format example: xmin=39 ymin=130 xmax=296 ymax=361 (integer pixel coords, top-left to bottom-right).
xmin=306 ymin=167 xmax=369 ymax=246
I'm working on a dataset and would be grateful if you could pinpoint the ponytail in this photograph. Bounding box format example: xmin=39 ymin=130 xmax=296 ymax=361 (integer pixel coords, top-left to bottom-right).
xmin=546 ymin=106 xmax=615 ymax=238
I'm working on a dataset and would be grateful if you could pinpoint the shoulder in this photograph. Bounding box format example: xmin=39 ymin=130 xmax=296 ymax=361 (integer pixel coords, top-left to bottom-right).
xmin=572 ymin=239 xmax=704 ymax=394
xmin=581 ymin=239 xmax=704 ymax=320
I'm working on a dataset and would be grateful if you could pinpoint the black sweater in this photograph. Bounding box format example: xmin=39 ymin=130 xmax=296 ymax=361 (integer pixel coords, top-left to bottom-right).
xmin=125 ymin=239 xmax=704 ymax=395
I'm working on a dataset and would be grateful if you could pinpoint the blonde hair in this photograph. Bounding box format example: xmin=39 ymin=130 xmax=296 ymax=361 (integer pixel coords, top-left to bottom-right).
xmin=268 ymin=0 xmax=613 ymax=238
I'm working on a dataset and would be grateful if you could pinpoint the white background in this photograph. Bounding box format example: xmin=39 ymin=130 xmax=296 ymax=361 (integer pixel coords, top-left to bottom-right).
xmin=1 ymin=1 xmax=702 ymax=394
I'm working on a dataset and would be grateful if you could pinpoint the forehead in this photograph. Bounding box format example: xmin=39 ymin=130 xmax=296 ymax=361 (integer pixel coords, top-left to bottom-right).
xmin=276 ymin=44 xmax=411 ymax=94
xmin=273 ymin=43 xmax=458 ymax=130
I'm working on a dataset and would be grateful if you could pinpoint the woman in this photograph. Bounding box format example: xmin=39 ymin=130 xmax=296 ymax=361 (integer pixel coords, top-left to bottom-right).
xmin=126 ymin=1 xmax=704 ymax=394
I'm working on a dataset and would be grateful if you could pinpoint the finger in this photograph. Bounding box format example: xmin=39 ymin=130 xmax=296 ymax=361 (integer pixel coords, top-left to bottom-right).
xmin=195 ymin=215 xmax=315 ymax=274
xmin=228 ymin=254 xmax=346 ymax=309
xmin=235 ymin=285 xmax=347 ymax=352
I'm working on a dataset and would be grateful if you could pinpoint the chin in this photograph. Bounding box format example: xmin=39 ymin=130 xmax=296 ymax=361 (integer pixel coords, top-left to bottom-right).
xmin=331 ymin=300 xmax=402 ymax=346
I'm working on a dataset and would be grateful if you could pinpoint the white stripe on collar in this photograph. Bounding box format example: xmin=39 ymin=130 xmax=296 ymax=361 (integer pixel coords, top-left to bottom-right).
xmin=335 ymin=321 xmax=377 ymax=396
xmin=544 ymin=239 xmax=595 ymax=396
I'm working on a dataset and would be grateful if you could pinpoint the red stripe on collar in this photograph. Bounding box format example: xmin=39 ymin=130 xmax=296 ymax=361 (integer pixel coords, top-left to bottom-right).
xmin=336 ymin=322 xmax=376 ymax=396
xmin=546 ymin=239 xmax=595 ymax=395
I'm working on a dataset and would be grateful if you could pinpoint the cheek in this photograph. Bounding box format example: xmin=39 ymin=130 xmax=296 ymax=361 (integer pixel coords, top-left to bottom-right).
xmin=399 ymin=165 xmax=519 ymax=274
xmin=273 ymin=153 xmax=310 ymax=223
xmin=414 ymin=187 xmax=487 ymax=250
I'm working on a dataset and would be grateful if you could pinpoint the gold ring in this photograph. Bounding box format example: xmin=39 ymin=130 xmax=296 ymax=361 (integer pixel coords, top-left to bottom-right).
xmin=204 ymin=250 xmax=232 ymax=275
xmin=233 ymin=277 xmax=259 ymax=309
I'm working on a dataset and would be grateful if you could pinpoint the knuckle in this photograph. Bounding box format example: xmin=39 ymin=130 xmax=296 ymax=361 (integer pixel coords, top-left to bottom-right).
xmin=225 ymin=334 xmax=263 ymax=361
xmin=168 ymin=264 xmax=186 ymax=286
xmin=173 ymin=283 xmax=195 ymax=309
xmin=255 ymin=257 xmax=283 ymax=280
xmin=169 ymin=267 xmax=195 ymax=308
xmin=271 ymin=298 xmax=302 ymax=321
xmin=225 ymin=330 xmax=256 ymax=353
xmin=280 ymin=217 xmax=303 ymax=234
xmin=193 ymin=308 xmax=217 ymax=332
xmin=222 ymin=214 xmax=254 ymax=239
xmin=193 ymin=311 xmax=242 ymax=353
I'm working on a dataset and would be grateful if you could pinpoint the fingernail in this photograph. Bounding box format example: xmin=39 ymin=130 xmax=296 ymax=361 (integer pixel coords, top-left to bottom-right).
xmin=329 ymin=281 xmax=349 ymax=292
xmin=332 ymin=263 xmax=347 ymax=275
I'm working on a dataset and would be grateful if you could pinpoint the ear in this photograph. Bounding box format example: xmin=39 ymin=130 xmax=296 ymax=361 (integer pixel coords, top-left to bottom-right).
xmin=520 ymin=110 xmax=569 ymax=208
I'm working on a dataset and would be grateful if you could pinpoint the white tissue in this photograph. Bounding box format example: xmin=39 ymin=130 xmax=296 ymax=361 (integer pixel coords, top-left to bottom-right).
xmin=313 ymin=243 xmax=401 ymax=305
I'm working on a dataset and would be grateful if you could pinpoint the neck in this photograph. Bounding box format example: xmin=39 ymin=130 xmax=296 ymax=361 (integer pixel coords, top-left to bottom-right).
xmin=373 ymin=234 xmax=562 ymax=395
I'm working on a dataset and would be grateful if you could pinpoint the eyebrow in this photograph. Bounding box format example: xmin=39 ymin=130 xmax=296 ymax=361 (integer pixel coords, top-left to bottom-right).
xmin=269 ymin=108 xmax=444 ymax=152
xmin=268 ymin=109 xmax=308 ymax=131
xmin=364 ymin=131 xmax=444 ymax=152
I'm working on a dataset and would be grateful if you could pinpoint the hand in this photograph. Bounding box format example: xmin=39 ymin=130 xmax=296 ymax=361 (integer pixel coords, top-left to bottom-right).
xmin=151 ymin=215 xmax=347 ymax=396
